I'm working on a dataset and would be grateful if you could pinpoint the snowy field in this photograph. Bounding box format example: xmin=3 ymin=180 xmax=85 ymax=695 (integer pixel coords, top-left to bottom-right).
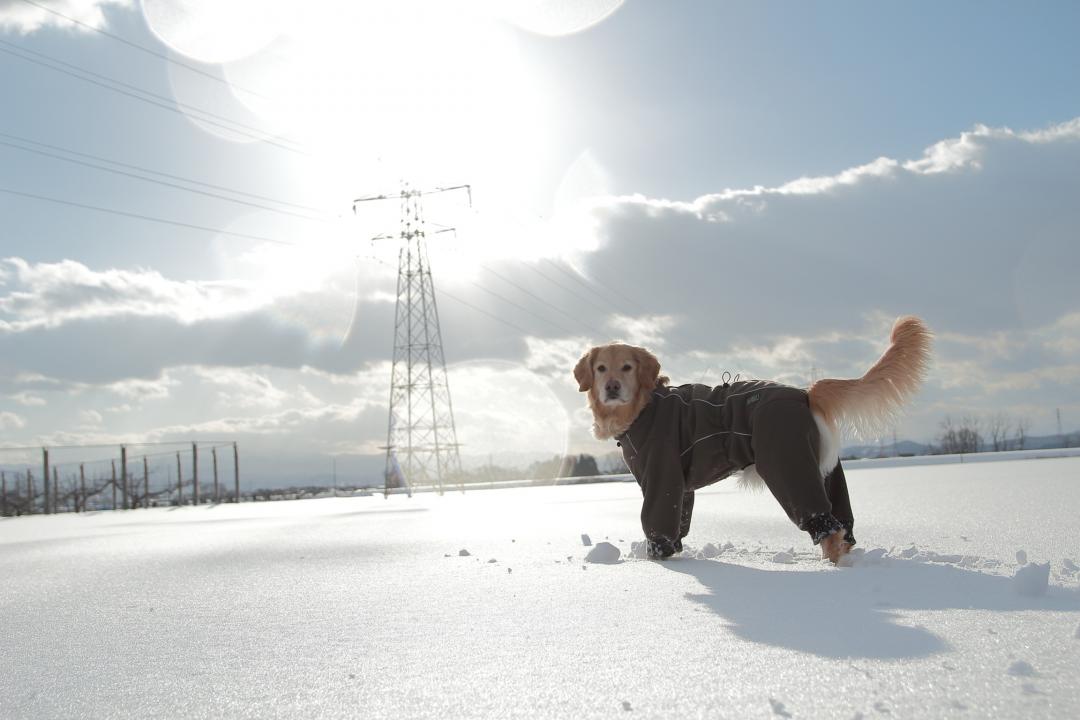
xmin=2 ymin=457 xmax=1079 ymax=719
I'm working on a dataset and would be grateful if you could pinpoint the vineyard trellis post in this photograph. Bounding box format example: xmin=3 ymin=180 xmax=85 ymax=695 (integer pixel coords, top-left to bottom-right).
xmin=120 ymin=445 xmax=128 ymax=511
xmin=233 ymin=442 xmax=239 ymax=503
xmin=192 ymin=443 xmax=199 ymax=505
xmin=42 ymin=448 xmax=49 ymax=515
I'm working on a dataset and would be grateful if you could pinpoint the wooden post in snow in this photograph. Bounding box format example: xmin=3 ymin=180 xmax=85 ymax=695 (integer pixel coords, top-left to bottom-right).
xmin=111 ymin=460 xmax=117 ymax=510
xmin=26 ymin=470 xmax=33 ymax=516
xmin=212 ymin=447 xmax=219 ymax=503
xmin=233 ymin=443 xmax=240 ymax=503
xmin=120 ymin=445 xmax=128 ymax=510
xmin=143 ymin=456 xmax=149 ymax=509
xmin=52 ymin=467 xmax=59 ymax=514
xmin=192 ymin=443 xmax=199 ymax=506
xmin=176 ymin=452 xmax=183 ymax=505
xmin=80 ymin=464 xmax=86 ymax=512
xmin=42 ymin=448 xmax=50 ymax=515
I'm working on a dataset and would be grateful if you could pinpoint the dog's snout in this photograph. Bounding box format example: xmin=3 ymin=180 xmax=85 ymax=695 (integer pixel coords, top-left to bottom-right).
xmin=605 ymin=378 xmax=621 ymax=396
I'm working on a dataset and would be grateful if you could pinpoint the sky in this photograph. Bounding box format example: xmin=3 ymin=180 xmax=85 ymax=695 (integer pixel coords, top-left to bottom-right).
xmin=1 ymin=0 xmax=1079 ymax=487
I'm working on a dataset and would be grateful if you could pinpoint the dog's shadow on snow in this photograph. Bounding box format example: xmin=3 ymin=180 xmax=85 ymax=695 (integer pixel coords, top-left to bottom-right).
xmin=662 ymin=557 xmax=1080 ymax=660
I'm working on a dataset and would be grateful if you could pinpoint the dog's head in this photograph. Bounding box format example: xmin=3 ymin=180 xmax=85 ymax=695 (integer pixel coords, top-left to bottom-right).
xmin=574 ymin=343 xmax=667 ymax=439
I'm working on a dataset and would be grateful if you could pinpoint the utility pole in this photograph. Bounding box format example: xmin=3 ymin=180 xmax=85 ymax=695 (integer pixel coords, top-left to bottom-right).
xmin=354 ymin=184 xmax=468 ymax=497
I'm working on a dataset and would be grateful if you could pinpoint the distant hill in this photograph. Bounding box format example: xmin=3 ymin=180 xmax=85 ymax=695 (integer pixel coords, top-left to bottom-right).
xmin=842 ymin=431 xmax=1079 ymax=458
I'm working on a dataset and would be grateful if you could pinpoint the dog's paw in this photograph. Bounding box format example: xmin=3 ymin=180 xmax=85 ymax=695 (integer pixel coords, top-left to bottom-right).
xmin=820 ymin=532 xmax=854 ymax=565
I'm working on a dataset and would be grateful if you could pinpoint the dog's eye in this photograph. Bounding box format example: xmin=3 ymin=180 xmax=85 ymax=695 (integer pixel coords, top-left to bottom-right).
xmin=596 ymin=365 xmax=606 ymax=373
xmin=622 ymin=364 xmax=632 ymax=372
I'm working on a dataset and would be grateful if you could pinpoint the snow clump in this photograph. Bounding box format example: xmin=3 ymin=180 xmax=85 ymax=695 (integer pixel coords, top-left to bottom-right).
xmin=701 ymin=543 xmax=720 ymax=559
xmin=1016 ymin=549 xmax=1028 ymax=565
xmin=585 ymin=542 xmax=621 ymax=564
xmin=458 ymin=549 xmax=471 ymax=557
xmin=581 ymin=534 xmax=593 ymax=546
xmin=770 ymin=550 xmax=796 ymax=564
xmin=1006 ymin=660 xmax=1036 ymax=677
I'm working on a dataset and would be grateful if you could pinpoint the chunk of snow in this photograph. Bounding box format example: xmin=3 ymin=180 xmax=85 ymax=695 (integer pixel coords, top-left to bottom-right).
xmin=458 ymin=549 xmax=471 ymax=557
xmin=621 ymin=701 xmax=632 ymax=711
xmin=585 ymin=541 xmax=621 ymax=564
xmin=487 ymin=558 xmax=497 ymax=563
xmin=857 ymin=548 xmax=889 ymax=565
xmin=768 ymin=698 xmax=792 ymax=718
xmin=721 ymin=541 xmax=735 ymax=551
xmin=1062 ymin=558 xmax=1078 ymax=572
xmin=770 ymin=550 xmax=795 ymax=564
xmin=701 ymin=543 xmax=720 ymax=559
xmin=1013 ymin=562 xmax=1050 ymax=596
xmin=628 ymin=541 xmax=648 ymax=559
xmin=581 ymin=533 xmax=592 ymax=547
xmin=900 ymin=545 xmax=918 ymax=558
xmin=1007 ymin=660 xmax=1036 ymax=677
xmin=1016 ymin=549 xmax=1027 ymax=565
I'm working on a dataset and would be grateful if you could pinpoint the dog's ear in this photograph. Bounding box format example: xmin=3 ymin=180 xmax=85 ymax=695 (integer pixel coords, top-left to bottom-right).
xmin=634 ymin=346 xmax=662 ymax=390
xmin=574 ymin=348 xmax=598 ymax=392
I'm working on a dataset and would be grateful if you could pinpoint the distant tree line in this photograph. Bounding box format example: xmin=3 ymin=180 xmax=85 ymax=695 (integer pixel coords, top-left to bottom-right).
xmin=934 ymin=413 xmax=1035 ymax=454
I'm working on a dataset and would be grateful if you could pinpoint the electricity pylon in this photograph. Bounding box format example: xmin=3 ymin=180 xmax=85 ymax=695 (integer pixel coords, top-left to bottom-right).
xmin=353 ymin=183 xmax=469 ymax=497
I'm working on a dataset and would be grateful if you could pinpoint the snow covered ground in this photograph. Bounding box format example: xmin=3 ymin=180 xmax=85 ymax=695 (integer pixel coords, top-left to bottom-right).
xmin=2 ymin=456 xmax=1079 ymax=719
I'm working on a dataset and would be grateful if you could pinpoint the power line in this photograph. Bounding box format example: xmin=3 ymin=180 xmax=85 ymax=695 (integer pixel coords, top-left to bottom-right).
xmin=0 ymin=440 xmax=238 ymax=453
xmin=0 ymin=41 xmax=305 ymax=154
xmin=0 ymin=186 xmax=294 ymax=245
xmin=0 ymin=138 xmax=328 ymax=222
xmin=465 ymin=278 xmax=578 ymax=335
xmin=524 ymin=259 xmax=614 ymax=316
xmin=479 ymin=263 xmax=605 ymax=337
xmin=0 ymin=131 xmax=330 ymax=214
xmin=17 ymin=0 xmax=274 ymax=101
xmin=542 ymin=257 xmax=648 ymax=317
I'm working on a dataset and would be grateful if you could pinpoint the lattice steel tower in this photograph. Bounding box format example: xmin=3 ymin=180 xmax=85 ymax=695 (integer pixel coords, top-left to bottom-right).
xmin=353 ymin=184 xmax=468 ymax=496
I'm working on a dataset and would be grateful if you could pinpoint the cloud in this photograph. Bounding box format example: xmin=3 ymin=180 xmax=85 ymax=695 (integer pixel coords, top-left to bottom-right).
xmin=576 ymin=118 xmax=1080 ymax=348
xmin=0 ymin=0 xmax=131 ymax=35
xmin=0 ymin=410 xmax=26 ymax=429
xmin=0 ymin=258 xmax=262 ymax=331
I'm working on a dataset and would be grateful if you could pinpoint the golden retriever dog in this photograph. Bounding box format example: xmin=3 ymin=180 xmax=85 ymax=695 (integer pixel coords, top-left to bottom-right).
xmin=574 ymin=316 xmax=932 ymax=563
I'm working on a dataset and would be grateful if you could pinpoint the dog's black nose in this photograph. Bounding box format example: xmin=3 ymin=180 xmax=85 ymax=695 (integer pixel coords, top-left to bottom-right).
xmin=605 ymin=379 xmax=621 ymax=396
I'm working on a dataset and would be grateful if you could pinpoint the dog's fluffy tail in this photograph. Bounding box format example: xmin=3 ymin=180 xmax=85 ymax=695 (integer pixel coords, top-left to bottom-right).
xmin=809 ymin=316 xmax=932 ymax=443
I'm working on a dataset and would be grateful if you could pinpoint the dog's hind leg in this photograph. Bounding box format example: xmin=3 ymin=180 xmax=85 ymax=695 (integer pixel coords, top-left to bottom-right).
xmin=750 ymin=398 xmax=852 ymax=561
